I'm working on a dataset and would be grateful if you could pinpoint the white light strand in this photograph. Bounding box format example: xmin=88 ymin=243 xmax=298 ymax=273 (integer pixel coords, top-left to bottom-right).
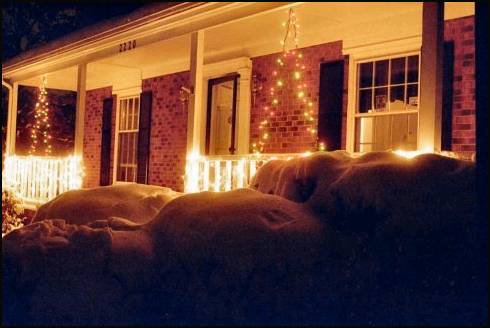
xmin=3 ymin=155 xmax=84 ymax=206
xmin=30 ymin=75 xmax=52 ymax=155
xmin=253 ymin=8 xmax=320 ymax=154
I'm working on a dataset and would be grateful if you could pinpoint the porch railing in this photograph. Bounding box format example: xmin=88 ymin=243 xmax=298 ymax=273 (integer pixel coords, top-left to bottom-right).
xmin=3 ymin=155 xmax=84 ymax=208
xmin=184 ymin=153 xmax=300 ymax=193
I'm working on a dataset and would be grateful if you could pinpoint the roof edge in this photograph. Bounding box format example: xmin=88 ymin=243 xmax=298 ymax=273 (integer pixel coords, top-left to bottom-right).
xmin=2 ymin=2 xmax=204 ymax=72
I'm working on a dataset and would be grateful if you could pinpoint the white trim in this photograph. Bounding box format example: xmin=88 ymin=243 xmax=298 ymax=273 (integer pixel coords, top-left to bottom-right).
xmin=187 ymin=30 xmax=205 ymax=155
xmin=343 ymin=36 xmax=422 ymax=61
xmin=74 ymin=63 xmax=87 ymax=157
xmin=344 ymin=37 xmax=421 ymax=152
xmin=113 ymin=95 xmax=141 ymax=183
xmin=200 ymin=57 xmax=252 ymax=155
xmin=113 ymin=85 xmax=142 ymax=97
xmin=2 ymin=79 xmax=15 ymax=156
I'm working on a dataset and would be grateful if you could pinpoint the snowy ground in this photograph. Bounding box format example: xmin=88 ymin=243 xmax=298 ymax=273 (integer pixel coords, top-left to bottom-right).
xmin=2 ymin=151 xmax=486 ymax=325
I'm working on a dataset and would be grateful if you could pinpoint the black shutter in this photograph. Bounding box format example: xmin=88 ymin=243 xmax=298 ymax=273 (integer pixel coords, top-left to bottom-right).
xmin=136 ymin=91 xmax=152 ymax=184
xmin=442 ymin=41 xmax=455 ymax=151
xmin=99 ymin=97 xmax=113 ymax=186
xmin=318 ymin=59 xmax=345 ymax=150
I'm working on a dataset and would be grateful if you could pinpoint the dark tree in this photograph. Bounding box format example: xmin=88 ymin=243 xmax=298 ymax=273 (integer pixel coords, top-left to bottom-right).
xmin=2 ymin=1 xmax=142 ymax=61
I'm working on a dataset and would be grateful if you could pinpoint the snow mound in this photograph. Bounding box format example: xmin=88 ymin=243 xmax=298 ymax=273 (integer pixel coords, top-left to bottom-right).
xmin=33 ymin=183 xmax=182 ymax=225
xmin=3 ymin=152 xmax=484 ymax=325
xmin=2 ymin=217 xmax=157 ymax=325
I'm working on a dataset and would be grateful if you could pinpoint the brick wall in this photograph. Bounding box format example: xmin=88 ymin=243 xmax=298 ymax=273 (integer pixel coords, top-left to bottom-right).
xmin=250 ymin=40 xmax=346 ymax=153
xmin=142 ymin=71 xmax=189 ymax=192
xmin=444 ymin=15 xmax=475 ymax=154
xmin=82 ymin=86 xmax=112 ymax=188
xmin=80 ymin=17 xmax=474 ymax=190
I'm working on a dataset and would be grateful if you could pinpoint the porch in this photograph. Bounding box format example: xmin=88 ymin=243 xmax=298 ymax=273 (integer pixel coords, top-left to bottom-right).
xmin=2 ymin=2 xmax=475 ymax=207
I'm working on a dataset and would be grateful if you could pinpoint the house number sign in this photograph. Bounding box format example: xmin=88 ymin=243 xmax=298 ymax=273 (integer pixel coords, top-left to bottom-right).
xmin=119 ymin=40 xmax=137 ymax=53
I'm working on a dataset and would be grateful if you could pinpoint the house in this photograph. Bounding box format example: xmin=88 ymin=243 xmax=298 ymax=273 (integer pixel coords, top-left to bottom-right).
xmin=1 ymin=2 xmax=477 ymax=207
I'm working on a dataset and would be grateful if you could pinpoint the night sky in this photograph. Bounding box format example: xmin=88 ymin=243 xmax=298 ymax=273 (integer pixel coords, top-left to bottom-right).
xmin=2 ymin=1 xmax=143 ymax=61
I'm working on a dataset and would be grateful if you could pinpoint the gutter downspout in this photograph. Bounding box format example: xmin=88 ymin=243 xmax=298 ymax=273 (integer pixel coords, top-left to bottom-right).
xmin=2 ymin=77 xmax=14 ymax=156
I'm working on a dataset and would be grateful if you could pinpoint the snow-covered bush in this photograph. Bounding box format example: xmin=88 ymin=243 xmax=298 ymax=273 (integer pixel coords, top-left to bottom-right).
xmin=2 ymin=188 xmax=26 ymax=237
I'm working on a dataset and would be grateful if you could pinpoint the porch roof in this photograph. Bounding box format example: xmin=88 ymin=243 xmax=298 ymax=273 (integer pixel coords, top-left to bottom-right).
xmin=2 ymin=2 xmax=474 ymax=91
xmin=2 ymin=2 xmax=196 ymax=71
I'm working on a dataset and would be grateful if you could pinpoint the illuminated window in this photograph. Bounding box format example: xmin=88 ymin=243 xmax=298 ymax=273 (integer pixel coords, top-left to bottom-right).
xmin=355 ymin=53 xmax=420 ymax=152
xmin=115 ymin=96 xmax=140 ymax=182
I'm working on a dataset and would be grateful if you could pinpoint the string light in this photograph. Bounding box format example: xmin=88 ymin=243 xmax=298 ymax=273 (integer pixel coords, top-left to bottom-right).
xmin=253 ymin=8 xmax=319 ymax=154
xmin=29 ymin=75 xmax=52 ymax=155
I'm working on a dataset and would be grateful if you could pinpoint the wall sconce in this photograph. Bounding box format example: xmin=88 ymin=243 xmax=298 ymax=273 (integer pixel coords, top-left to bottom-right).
xmin=179 ymin=86 xmax=192 ymax=103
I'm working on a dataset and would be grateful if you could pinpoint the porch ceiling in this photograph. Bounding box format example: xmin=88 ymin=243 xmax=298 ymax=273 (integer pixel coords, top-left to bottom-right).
xmin=15 ymin=2 xmax=473 ymax=92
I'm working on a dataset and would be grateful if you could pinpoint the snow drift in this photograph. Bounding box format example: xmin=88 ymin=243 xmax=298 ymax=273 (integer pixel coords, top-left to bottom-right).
xmin=33 ymin=183 xmax=182 ymax=225
xmin=2 ymin=152 xmax=485 ymax=325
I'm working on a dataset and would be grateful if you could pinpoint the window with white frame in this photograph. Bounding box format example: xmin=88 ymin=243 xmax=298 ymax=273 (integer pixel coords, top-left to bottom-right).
xmin=115 ymin=96 xmax=140 ymax=182
xmin=354 ymin=53 xmax=420 ymax=152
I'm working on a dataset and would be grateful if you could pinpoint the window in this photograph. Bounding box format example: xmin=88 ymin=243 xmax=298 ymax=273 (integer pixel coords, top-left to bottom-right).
xmin=354 ymin=53 xmax=420 ymax=152
xmin=115 ymin=96 xmax=140 ymax=182
xmin=205 ymin=74 xmax=240 ymax=155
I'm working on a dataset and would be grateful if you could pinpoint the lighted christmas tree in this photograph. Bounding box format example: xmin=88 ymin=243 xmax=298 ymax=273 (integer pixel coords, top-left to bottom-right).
xmin=252 ymin=8 xmax=324 ymax=154
xmin=29 ymin=76 xmax=52 ymax=155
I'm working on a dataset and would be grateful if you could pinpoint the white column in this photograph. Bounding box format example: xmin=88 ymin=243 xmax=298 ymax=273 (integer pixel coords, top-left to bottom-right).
xmin=187 ymin=30 xmax=204 ymax=155
xmin=236 ymin=66 xmax=251 ymax=154
xmin=5 ymin=81 xmax=18 ymax=156
xmin=74 ymin=63 xmax=87 ymax=156
xmin=419 ymin=2 xmax=444 ymax=152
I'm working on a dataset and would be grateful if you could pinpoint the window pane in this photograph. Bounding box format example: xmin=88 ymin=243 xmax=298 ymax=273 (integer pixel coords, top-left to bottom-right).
xmin=359 ymin=62 xmax=373 ymax=88
xmin=132 ymin=132 xmax=138 ymax=166
xmin=126 ymin=167 xmax=134 ymax=183
xmin=390 ymin=57 xmax=406 ymax=85
xmin=121 ymin=134 xmax=128 ymax=164
xmin=407 ymin=55 xmax=419 ymax=83
xmin=358 ymin=89 xmax=372 ymax=113
xmin=407 ymin=84 xmax=419 ymax=110
xmin=127 ymin=133 xmax=133 ymax=165
xmin=355 ymin=117 xmax=374 ymax=152
xmin=128 ymin=98 xmax=134 ymax=130
xmin=407 ymin=113 xmax=418 ymax=149
xmin=117 ymin=134 xmax=125 ymax=180
xmin=355 ymin=113 xmax=418 ymax=152
xmin=374 ymin=87 xmax=388 ymax=111
xmin=117 ymin=166 xmax=124 ymax=181
xmin=375 ymin=60 xmax=389 ymax=86
xmin=373 ymin=115 xmax=392 ymax=151
xmin=119 ymin=100 xmax=127 ymax=130
xmin=389 ymin=86 xmax=405 ymax=111
xmin=134 ymin=98 xmax=140 ymax=129
xmin=391 ymin=115 xmax=409 ymax=150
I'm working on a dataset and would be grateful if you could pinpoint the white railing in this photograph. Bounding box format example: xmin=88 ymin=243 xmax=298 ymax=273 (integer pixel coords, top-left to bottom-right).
xmin=184 ymin=153 xmax=301 ymax=193
xmin=3 ymin=155 xmax=84 ymax=208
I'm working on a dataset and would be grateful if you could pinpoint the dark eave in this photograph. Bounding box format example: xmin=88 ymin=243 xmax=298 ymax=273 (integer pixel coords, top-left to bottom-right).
xmin=2 ymin=2 xmax=203 ymax=70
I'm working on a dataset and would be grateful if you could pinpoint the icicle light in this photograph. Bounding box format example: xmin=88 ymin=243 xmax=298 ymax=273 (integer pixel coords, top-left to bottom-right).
xmin=3 ymin=155 xmax=84 ymax=206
